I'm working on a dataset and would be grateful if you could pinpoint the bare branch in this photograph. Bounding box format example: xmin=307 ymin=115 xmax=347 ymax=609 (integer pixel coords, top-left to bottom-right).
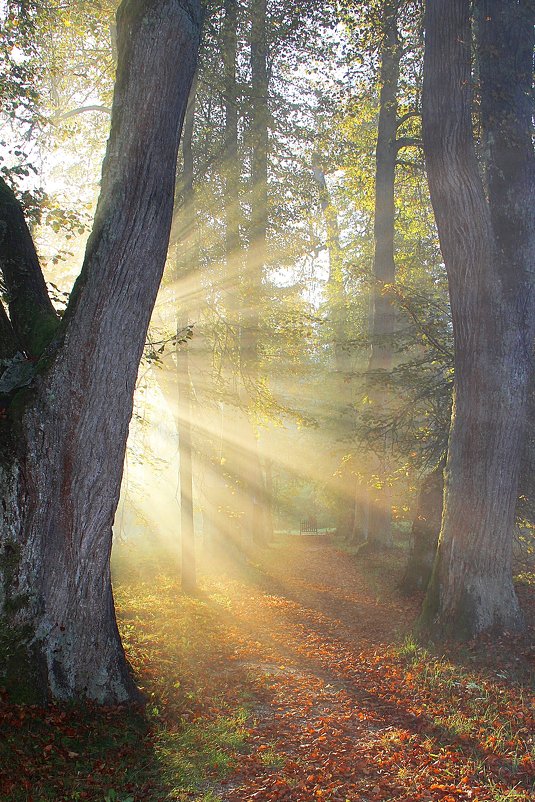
xmin=51 ymin=105 xmax=112 ymax=122
xmin=396 ymin=110 xmax=420 ymax=129
xmin=395 ymin=136 xmax=422 ymax=152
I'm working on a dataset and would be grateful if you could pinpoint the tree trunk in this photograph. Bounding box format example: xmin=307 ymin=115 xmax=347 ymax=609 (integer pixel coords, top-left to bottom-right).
xmin=178 ymin=333 xmax=196 ymax=593
xmin=0 ymin=0 xmax=201 ymax=702
xmin=220 ymin=0 xmax=244 ymax=548
xmin=264 ymin=455 xmax=274 ymax=543
xmin=400 ymin=462 xmax=444 ymax=594
xmin=237 ymin=0 xmax=270 ymax=547
xmin=420 ymin=0 xmax=535 ymax=637
xmin=214 ymin=0 xmax=272 ymax=551
xmin=312 ymin=156 xmax=353 ymax=539
xmin=362 ymin=0 xmax=401 ymax=549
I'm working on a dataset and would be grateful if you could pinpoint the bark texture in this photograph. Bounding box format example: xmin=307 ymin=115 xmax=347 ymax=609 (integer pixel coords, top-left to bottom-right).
xmin=421 ymin=0 xmax=535 ymax=637
xmin=0 ymin=0 xmax=201 ymax=702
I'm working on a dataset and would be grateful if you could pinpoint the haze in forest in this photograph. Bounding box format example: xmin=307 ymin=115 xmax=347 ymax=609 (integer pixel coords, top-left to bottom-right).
xmin=0 ymin=0 xmax=533 ymax=714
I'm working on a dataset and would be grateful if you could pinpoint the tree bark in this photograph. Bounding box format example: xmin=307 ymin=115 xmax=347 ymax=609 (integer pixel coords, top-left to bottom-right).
xmin=0 ymin=0 xmax=201 ymax=702
xmin=420 ymin=0 xmax=535 ymax=637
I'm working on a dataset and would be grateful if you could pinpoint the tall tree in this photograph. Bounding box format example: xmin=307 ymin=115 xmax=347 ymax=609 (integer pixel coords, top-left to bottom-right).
xmin=237 ymin=0 xmax=271 ymax=546
xmin=362 ymin=0 xmax=402 ymax=548
xmin=177 ymin=76 xmax=200 ymax=595
xmin=312 ymin=154 xmax=355 ymax=538
xmin=420 ymin=0 xmax=535 ymax=636
xmin=0 ymin=0 xmax=201 ymax=702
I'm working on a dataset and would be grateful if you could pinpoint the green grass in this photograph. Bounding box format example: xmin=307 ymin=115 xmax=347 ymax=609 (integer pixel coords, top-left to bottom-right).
xmin=0 ymin=569 xmax=254 ymax=802
xmin=393 ymin=634 xmax=534 ymax=785
xmin=155 ymin=708 xmax=248 ymax=795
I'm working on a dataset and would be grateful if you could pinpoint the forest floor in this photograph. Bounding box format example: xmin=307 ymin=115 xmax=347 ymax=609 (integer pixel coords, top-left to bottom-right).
xmin=0 ymin=534 xmax=533 ymax=802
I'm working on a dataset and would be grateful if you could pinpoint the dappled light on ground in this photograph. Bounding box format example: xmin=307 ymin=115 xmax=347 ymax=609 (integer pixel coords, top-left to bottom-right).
xmin=0 ymin=536 xmax=533 ymax=801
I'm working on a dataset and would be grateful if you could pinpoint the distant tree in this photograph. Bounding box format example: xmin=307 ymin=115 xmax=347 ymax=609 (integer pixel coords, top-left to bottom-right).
xmin=0 ymin=0 xmax=201 ymax=702
xmin=400 ymin=458 xmax=444 ymax=593
xmin=420 ymin=0 xmax=535 ymax=637
xmin=176 ymin=75 xmax=200 ymax=595
xmin=361 ymin=0 xmax=403 ymax=549
xmin=339 ymin=0 xmax=424 ymax=547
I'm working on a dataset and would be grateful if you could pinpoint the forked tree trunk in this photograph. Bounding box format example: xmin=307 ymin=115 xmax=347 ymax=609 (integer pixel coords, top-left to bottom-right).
xmin=0 ymin=0 xmax=201 ymax=702
xmin=420 ymin=0 xmax=535 ymax=637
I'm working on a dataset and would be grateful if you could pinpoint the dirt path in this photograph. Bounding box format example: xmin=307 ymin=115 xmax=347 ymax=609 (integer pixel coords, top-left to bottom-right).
xmin=0 ymin=535 xmax=532 ymax=801
xmin=201 ymin=537 xmax=534 ymax=802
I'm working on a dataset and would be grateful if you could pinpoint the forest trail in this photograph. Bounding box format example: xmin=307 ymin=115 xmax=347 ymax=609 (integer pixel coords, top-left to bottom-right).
xmin=207 ymin=537 xmax=424 ymax=801
xmin=193 ymin=536 xmax=534 ymax=802
xmin=1 ymin=535 xmax=533 ymax=802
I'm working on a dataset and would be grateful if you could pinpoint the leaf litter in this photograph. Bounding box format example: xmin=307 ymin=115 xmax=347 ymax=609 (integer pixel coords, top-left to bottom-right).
xmin=0 ymin=535 xmax=533 ymax=801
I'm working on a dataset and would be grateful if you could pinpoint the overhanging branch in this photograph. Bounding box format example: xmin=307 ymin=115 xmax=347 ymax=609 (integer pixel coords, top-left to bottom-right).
xmin=51 ymin=105 xmax=112 ymax=122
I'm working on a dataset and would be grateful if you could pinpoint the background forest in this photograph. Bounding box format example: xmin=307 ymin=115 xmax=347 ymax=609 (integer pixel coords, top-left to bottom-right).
xmin=3 ymin=0 xmax=533 ymax=585
xmin=0 ymin=0 xmax=533 ymax=801
xmin=1 ymin=0 xmax=449 ymax=544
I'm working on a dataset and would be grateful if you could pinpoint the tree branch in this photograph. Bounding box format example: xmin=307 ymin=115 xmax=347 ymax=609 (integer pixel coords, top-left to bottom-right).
xmin=396 ymin=110 xmax=420 ymax=129
xmin=51 ymin=105 xmax=112 ymax=122
xmin=395 ymin=136 xmax=422 ymax=152
xmin=0 ymin=178 xmax=59 ymax=357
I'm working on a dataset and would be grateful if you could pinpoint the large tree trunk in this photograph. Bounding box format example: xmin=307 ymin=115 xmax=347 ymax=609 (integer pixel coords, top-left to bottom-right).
xmin=362 ymin=0 xmax=401 ymax=549
xmin=0 ymin=0 xmax=201 ymax=702
xmin=420 ymin=0 xmax=535 ymax=637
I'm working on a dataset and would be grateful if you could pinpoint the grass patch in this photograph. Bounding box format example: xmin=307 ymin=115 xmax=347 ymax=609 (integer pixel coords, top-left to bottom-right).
xmin=0 ymin=563 xmax=255 ymax=802
xmin=258 ymin=744 xmax=285 ymax=768
xmin=392 ymin=635 xmax=534 ymax=797
xmin=156 ymin=709 xmax=248 ymax=795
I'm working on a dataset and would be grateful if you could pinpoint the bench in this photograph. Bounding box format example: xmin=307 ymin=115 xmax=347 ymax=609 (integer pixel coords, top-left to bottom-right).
xmin=300 ymin=517 xmax=318 ymax=535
